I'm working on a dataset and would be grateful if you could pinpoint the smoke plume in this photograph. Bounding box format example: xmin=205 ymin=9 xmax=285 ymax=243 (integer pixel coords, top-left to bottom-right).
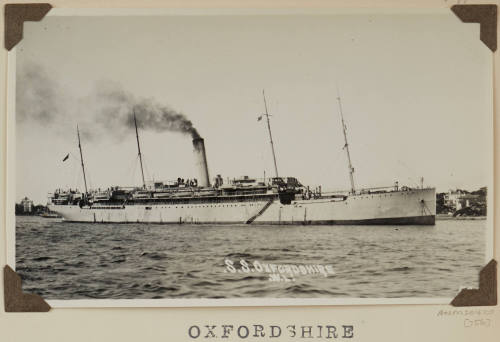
xmin=16 ymin=63 xmax=62 ymax=125
xmin=16 ymin=63 xmax=200 ymax=140
xmin=92 ymin=82 xmax=200 ymax=139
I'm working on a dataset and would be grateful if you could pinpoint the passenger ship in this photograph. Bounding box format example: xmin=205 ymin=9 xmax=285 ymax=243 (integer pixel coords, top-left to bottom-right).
xmin=48 ymin=93 xmax=436 ymax=225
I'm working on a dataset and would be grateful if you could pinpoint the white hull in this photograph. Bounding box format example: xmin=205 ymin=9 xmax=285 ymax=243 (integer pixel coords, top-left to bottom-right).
xmin=48 ymin=188 xmax=436 ymax=225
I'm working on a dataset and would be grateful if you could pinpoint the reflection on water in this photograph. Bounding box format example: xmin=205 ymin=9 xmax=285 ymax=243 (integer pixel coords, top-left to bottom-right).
xmin=15 ymin=216 xmax=486 ymax=299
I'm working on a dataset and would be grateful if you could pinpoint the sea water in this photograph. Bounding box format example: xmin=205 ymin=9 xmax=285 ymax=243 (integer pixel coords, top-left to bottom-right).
xmin=15 ymin=216 xmax=486 ymax=299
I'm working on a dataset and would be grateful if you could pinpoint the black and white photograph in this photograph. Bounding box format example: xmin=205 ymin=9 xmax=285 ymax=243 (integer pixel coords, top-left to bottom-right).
xmin=8 ymin=8 xmax=493 ymax=305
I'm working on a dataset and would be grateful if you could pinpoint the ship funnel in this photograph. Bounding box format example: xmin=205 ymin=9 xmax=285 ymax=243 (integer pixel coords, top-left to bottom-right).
xmin=192 ymin=137 xmax=210 ymax=187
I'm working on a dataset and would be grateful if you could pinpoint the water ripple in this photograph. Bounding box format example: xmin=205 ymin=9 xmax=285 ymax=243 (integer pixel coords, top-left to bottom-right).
xmin=15 ymin=217 xmax=486 ymax=299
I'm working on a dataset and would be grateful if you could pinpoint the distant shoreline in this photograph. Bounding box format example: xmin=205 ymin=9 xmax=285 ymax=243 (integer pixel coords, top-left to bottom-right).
xmin=436 ymin=214 xmax=486 ymax=221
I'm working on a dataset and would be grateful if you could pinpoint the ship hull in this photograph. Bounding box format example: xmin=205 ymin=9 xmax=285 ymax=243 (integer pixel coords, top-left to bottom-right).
xmin=255 ymin=215 xmax=435 ymax=225
xmin=48 ymin=188 xmax=436 ymax=226
xmin=253 ymin=188 xmax=435 ymax=225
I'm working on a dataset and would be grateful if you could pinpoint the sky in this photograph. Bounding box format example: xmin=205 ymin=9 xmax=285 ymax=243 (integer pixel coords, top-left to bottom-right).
xmin=14 ymin=10 xmax=492 ymax=204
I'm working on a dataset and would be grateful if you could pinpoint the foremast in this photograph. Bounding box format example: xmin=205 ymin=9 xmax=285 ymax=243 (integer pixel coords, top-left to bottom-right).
xmin=76 ymin=125 xmax=88 ymax=195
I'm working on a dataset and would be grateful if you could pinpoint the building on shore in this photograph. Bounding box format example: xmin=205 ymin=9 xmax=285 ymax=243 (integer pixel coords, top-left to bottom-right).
xmin=20 ymin=197 xmax=33 ymax=213
xmin=444 ymin=189 xmax=480 ymax=211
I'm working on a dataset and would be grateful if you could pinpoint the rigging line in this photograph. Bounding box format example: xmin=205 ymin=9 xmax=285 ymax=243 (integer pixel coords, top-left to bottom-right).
xmin=397 ymin=159 xmax=421 ymax=183
xmin=125 ymin=154 xmax=137 ymax=181
xmin=86 ymin=170 xmax=93 ymax=191
xmin=76 ymin=125 xmax=89 ymax=194
xmin=71 ymin=160 xmax=79 ymax=190
xmin=323 ymin=147 xmax=346 ymax=180
xmin=262 ymin=89 xmax=279 ymax=178
xmin=346 ymin=140 xmax=419 ymax=186
xmin=128 ymin=154 xmax=139 ymax=187
xmin=407 ymin=178 xmax=420 ymax=189
xmin=142 ymin=154 xmax=152 ymax=185
xmin=67 ymin=152 xmax=79 ymax=188
xmin=336 ymin=89 xmax=356 ymax=194
xmin=66 ymin=151 xmax=81 ymax=191
xmin=69 ymin=153 xmax=81 ymax=189
xmin=331 ymin=145 xmax=346 ymax=166
xmin=421 ymin=200 xmax=432 ymax=216
xmin=133 ymin=111 xmax=146 ymax=189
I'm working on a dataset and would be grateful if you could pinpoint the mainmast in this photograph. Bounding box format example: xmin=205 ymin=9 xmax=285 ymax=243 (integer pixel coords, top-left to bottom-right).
xmin=133 ymin=111 xmax=146 ymax=189
xmin=336 ymin=94 xmax=356 ymax=194
xmin=262 ymin=90 xmax=279 ymax=178
xmin=76 ymin=125 xmax=88 ymax=195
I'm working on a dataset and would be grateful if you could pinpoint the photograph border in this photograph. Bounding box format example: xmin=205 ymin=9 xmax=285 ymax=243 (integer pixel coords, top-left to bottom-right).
xmin=3 ymin=6 xmax=497 ymax=309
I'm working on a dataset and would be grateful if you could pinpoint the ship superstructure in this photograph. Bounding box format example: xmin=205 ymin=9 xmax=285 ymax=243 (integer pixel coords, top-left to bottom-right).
xmin=48 ymin=94 xmax=436 ymax=225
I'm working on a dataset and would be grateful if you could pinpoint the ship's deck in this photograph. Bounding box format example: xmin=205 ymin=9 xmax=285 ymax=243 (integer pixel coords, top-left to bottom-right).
xmin=92 ymin=192 xmax=279 ymax=206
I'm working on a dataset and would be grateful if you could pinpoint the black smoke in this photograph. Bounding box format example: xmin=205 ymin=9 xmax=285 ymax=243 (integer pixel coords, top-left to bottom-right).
xmin=92 ymin=82 xmax=200 ymax=139
xmin=16 ymin=63 xmax=200 ymax=140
